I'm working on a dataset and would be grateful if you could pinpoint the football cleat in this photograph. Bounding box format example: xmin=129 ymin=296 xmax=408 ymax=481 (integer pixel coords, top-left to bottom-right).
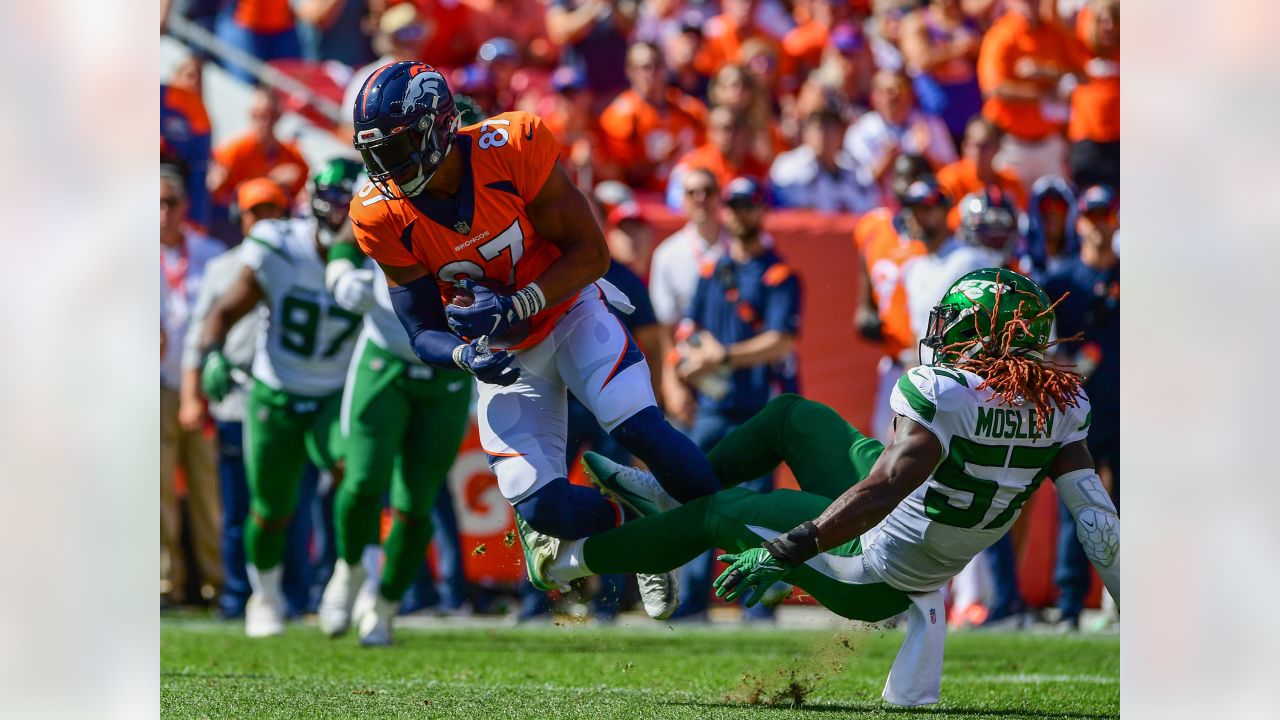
xmin=318 ymin=558 xmax=368 ymax=637
xmin=637 ymin=571 xmax=680 ymax=621
xmin=582 ymin=452 xmax=680 ymax=517
xmin=514 ymin=514 xmax=563 ymax=592
xmin=245 ymin=593 xmax=286 ymax=638
xmin=357 ymin=594 xmax=401 ymax=647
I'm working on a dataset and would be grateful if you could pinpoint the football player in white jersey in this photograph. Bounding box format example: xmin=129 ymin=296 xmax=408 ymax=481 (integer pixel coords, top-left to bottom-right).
xmin=198 ymin=161 xmax=366 ymax=637
xmin=521 ymin=268 xmax=1119 ymax=706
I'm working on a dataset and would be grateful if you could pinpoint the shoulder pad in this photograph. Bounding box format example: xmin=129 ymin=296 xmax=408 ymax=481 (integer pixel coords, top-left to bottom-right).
xmin=897 ymin=366 xmax=974 ymax=422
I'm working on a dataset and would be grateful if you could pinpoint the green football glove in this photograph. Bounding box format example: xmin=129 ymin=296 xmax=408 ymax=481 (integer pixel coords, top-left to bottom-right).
xmin=713 ymin=548 xmax=789 ymax=607
xmin=201 ymin=349 xmax=232 ymax=403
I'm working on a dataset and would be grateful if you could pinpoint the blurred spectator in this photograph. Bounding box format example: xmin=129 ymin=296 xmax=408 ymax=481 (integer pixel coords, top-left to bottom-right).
xmin=899 ymin=0 xmax=984 ymax=147
xmin=694 ymin=0 xmax=783 ymax=78
xmin=670 ymin=177 xmax=800 ymax=622
xmin=888 ymin=152 xmax=934 ymax=206
xmin=292 ymin=0 xmax=375 ymax=68
xmin=477 ymin=37 xmax=521 ymax=112
xmin=605 ymin=203 xmax=656 ymax=279
xmin=342 ymin=3 xmax=433 ymax=126
xmin=707 ymin=64 xmax=780 ymax=170
xmin=468 ymin=0 xmax=555 ymax=67
xmin=161 ymin=170 xmax=228 ymax=606
xmin=418 ymin=0 xmax=482 ymax=69
xmin=545 ymin=0 xmax=637 ymax=104
xmin=790 ymin=23 xmax=873 ymax=128
xmin=853 ymin=177 xmax=948 ymax=441
xmin=844 ymin=69 xmax=957 ymax=195
xmin=161 ymin=82 xmax=213 ymax=229
xmin=209 ymin=86 xmax=311 ymax=224
xmin=666 ymin=106 xmax=771 ymax=210
xmin=866 ymin=0 xmax=911 ymax=73
xmin=650 ymin=168 xmax=731 ymax=426
xmin=216 ymin=0 xmax=301 ymax=82
xmin=1067 ymin=0 xmax=1119 ymax=190
xmin=904 ymin=186 xmax=1018 ymax=348
xmin=540 ymin=66 xmax=599 ymax=187
xmin=977 ymin=0 xmax=1079 ymax=187
xmin=937 ymin=116 xmax=1028 ymax=230
xmin=739 ymin=37 xmax=784 ymax=101
xmin=1021 ymin=175 xmax=1078 ymax=279
xmin=781 ymin=0 xmax=856 ymax=86
xmin=770 ymin=108 xmax=881 ymax=212
xmin=665 ymin=15 xmax=712 ymax=102
xmin=598 ymin=42 xmax=708 ymax=191
xmin=1044 ymin=183 xmax=1119 ymax=632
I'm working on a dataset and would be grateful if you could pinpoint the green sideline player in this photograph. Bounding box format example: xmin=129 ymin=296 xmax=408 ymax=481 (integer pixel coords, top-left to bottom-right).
xmin=200 ymin=160 xmax=366 ymax=638
xmin=523 ymin=268 xmax=1120 ymax=706
xmin=318 ymin=239 xmax=473 ymax=646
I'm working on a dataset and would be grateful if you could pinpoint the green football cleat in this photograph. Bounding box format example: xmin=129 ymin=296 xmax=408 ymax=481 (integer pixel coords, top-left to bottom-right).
xmin=514 ymin=514 xmax=560 ymax=593
xmin=581 ymin=452 xmax=680 ymax=517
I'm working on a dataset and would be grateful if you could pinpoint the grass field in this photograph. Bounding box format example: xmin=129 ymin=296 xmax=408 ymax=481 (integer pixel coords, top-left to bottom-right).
xmin=161 ymin=616 xmax=1118 ymax=719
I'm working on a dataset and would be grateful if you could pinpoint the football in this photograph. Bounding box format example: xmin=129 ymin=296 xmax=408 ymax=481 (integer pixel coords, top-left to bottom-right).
xmin=447 ymin=277 xmax=531 ymax=347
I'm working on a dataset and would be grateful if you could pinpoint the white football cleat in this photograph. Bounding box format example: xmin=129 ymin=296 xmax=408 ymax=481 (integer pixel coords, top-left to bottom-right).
xmin=318 ymin=558 xmax=368 ymax=637
xmin=245 ymin=593 xmax=285 ymax=638
xmin=637 ymin=571 xmax=680 ymax=621
xmin=357 ymin=594 xmax=401 ymax=647
xmin=582 ymin=452 xmax=680 ymax=517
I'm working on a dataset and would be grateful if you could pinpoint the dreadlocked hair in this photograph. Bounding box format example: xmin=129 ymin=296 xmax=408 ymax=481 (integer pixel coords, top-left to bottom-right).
xmin=938 ymin=280 xmax=1085 ymax=433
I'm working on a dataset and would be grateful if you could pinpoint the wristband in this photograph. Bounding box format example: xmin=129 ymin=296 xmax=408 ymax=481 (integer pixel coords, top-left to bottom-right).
xmin=511 ymin=283 xmax=546 ymax=320
xmin=451 ymin=343 xmax=469 ymax=371
xmin=762 ymin=521 xmax=821 ymax=568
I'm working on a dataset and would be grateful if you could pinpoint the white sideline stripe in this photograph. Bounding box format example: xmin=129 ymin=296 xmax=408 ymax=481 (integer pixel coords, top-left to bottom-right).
xmin=954 ymin=674 xmax=1119 ymax=685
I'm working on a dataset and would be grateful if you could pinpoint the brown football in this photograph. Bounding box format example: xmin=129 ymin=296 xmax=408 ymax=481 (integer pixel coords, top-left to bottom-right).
xmin=446 ymin=277 xmax=531 ymax=347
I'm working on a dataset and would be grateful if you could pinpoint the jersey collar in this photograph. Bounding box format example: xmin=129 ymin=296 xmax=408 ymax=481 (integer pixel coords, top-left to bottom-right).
xmin=408 ymin=135 xmax=476 ymax=235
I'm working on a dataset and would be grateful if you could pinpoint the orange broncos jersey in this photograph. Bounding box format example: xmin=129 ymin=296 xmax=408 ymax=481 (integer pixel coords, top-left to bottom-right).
xmin=855 ymin=208 xmax=927 ymax=360
xmin=350 ymin=111 xmax=571 ymax=351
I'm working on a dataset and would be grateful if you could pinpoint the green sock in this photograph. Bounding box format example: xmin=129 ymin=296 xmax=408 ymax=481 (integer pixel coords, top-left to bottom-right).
xmin=334 ymin=485 xmax=382 ymax=566
xmin=583 ymin=496 xmax=715 ymax=574
xmin=379 ymin=511 xmax=434 ymax=602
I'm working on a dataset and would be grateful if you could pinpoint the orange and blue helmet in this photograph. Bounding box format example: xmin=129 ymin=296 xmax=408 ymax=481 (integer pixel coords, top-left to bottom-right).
xmin=352 ymin=61 xmax=460 ymax=198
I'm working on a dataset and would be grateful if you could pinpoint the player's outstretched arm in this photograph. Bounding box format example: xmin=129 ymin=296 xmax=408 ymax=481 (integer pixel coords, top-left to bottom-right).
xmin=524 ymin=161 xmax=611 ymax=307
xmin=1050 ymin=441 xmax=1120 ymax=607
xmin=197 ymin=266 xmax=263 ymax=402
xmin=715 ymin=417 xmax=941 ymax=604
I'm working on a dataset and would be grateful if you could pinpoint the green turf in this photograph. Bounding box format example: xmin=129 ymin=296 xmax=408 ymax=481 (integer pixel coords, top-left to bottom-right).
xmin=161 ymin=617 xmax=1118 ymax=719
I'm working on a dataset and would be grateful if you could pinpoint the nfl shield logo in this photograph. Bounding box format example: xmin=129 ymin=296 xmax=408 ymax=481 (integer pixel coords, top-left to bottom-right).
xmin=454 ymin=220 xmax=470 ymax=234
xmin=929 ymin=609 xmax=937 ymax=624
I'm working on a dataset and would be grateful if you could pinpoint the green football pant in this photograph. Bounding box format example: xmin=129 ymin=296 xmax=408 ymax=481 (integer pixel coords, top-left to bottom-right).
xmin=335 ymin=336 xmax=472 ymax=602
xmin=244 ymin=379 xmax=343 ymax=570
xmin=583 ymin=394 xmax=911 ymax=621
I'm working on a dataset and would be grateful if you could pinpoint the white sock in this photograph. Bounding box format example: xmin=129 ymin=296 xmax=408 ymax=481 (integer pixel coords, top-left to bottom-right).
xmin=882 ymin=589 xmax=947 ymax=707
xmin=547 ymin=539 xmax=592 ymax=583
xmin=247 ymin=564 xmax=283 ymax=601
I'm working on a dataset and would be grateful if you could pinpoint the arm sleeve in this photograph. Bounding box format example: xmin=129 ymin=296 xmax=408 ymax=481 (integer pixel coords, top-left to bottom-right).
xmin=386 ymin=274 xmax=467 ymax=369
xmin=1053 ymin=467 xmax=1119 ymax=606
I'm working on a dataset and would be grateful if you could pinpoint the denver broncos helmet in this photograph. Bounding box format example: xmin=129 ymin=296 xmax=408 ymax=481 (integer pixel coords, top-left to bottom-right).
xmin=352 ymin=61 xmax=460 ymax=198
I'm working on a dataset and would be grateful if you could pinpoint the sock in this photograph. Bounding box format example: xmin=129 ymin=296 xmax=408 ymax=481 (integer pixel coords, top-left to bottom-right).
xmin=582 ymin=496 xmax=716 ymax=574
xmin=247 ymin=564 xmax=283 ymax=602
xmin=547 ymin=538 xmax=592 ymax=584
xmin=611 ymin=406 xmax=721 ymax=502
xmin=335 ymin=486 xmax=382 ymax=565
xmin=380 ymin=511 xmax=435 ymax=601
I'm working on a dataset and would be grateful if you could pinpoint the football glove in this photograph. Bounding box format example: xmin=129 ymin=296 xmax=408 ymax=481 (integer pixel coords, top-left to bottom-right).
xmin=713 ymin=548 xmax=789 ymax=607
xmin=452 ymin=338 xmax=520 ymax=386
xmin=445 ymin=278 xmax=520 ymax=338
xmin=201 ymin=350 xmax=232 ymax=403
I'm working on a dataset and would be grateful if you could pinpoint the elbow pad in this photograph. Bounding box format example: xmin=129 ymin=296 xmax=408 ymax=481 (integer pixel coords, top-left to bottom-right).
xmin=1055 ymin=469 xmax=1119 ymax=568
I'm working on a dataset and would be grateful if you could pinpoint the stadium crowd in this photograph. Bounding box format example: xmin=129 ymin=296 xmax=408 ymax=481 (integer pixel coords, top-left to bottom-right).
xmin=160 ymin=0 xmax=1118 ymax=632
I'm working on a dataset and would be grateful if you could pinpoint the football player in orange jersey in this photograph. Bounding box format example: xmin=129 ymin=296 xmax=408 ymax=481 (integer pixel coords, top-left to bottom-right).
xmin=348 ymin=62 xmax=723 ymax=620
xmin=853 ymin=177 xmax=951 ymax=442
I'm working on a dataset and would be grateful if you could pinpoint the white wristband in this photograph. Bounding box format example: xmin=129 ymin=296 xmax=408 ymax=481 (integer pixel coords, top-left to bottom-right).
xmin=512 ymin=283 xmax=546 ymax=319
xmin=451 ymin=344 xmax=469 ymax=371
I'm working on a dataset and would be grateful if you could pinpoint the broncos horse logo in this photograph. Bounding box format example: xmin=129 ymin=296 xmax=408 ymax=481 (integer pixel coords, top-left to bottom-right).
xmin=401 ymin=70 xmax=445 ymax=115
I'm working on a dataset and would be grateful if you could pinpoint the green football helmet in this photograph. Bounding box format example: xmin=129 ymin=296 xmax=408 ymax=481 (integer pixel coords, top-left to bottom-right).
xmin=309 ymin=157 xmax=365 ymax=244
xmin=921 ymin=267 xmax=1054 ymax=365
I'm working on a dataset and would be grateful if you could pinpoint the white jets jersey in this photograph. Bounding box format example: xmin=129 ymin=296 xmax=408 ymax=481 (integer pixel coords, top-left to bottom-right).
xmin=240 ymin=218 xmax=363 ymax=396
xmin=860 ymin=365 xmax=1092 ymax=593
xmin=362 ymin=264 xmax=420 ymax=364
